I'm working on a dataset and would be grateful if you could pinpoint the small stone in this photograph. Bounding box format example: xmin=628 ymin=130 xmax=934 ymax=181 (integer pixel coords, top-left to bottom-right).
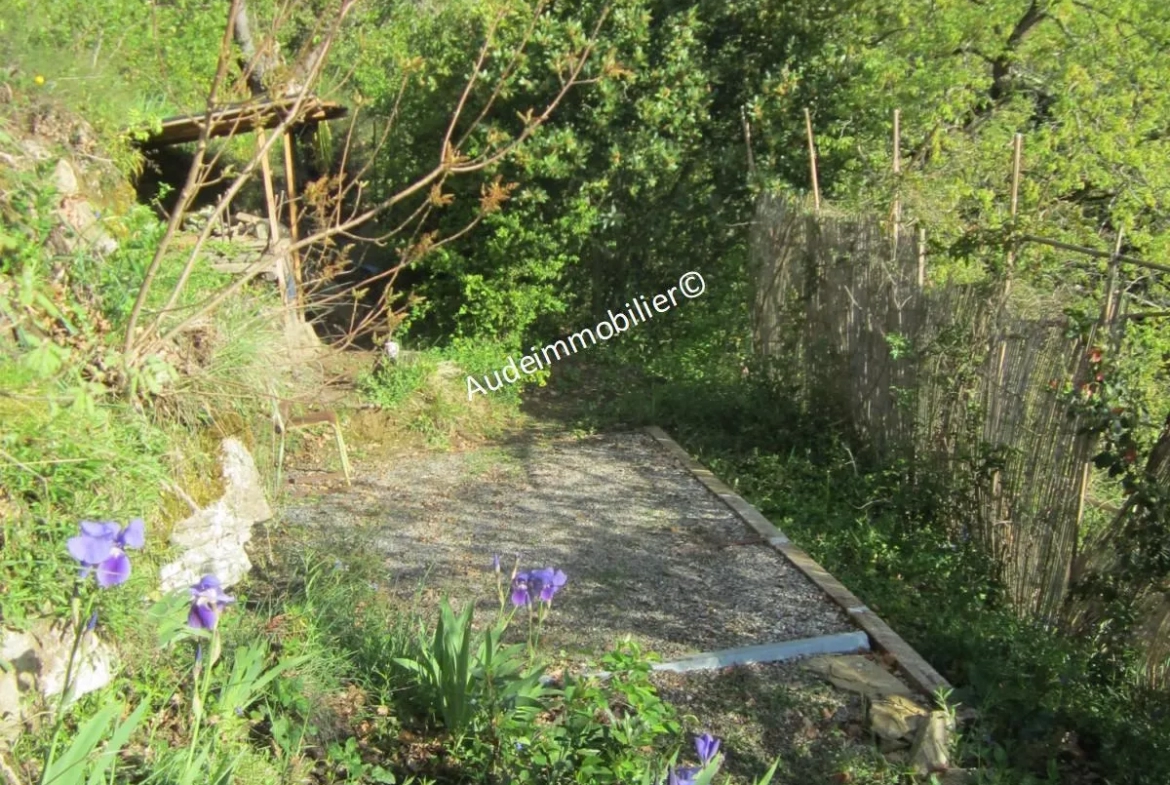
xmin=909 ymin=710 xmax=951 ymax=775
xmin=52 ymin=159 xmax=78 ymax=197
xmin=0 ymin=668 xmax=21 ymax=744
xmin=0 ymin=618 xmax=115 ymax=744
xmin=54 ymin=197 xmax=118 ymax=255
xmin=805 ymin=654 xmax=913 ymax=698
xmin=869 ymin=693 xmax=929 ymax=741
xmin=20 ymin=139 xmax=49 ymax=160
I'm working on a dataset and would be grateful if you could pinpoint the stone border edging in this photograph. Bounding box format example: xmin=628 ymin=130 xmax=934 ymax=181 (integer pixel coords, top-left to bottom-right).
xmin=562 ymin=631 xmax=872 ymax=685
xmin=652 ymin=631 xmax=870 ymax=674
xmin=644 ymin=426 xmax=952 ymax=698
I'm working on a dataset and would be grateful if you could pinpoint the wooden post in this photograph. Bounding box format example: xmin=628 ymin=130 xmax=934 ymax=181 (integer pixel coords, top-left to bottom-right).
xmin=741 ymin=105 xmax=756 ymax=178
xmin=281 ymin=130 xmax=303 ymax=309
xmin=256 ymin=128 xmax=288 ymax=304
xmin=996 ymin=134 xmax=1024 ymax=385
xmin=892 ymin=109 xmax=901 ymax=247
xmin=1005 ymin=133 xmax=1023 ymax=292
xmin=804 ymin=107 xmax=821 ymax=213
xmin=1103 ymin=227 xmax=1124 ymax=326
xmin=1069 ymin=227 xmax=1126 ymax=608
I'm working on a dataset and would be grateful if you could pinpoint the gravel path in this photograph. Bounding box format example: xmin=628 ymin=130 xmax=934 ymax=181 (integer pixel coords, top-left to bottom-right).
xmin=281 ymin=430 xmax=856 ymax=663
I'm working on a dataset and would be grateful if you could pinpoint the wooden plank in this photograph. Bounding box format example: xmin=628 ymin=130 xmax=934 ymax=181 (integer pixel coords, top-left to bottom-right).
xmin=138 ymin=97 xmax=347 ymax=148
xmin=644 ymin=425 xmax=954 ymax=699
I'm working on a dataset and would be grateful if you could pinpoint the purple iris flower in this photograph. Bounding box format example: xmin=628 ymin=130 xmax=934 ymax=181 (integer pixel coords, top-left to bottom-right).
xmin=511 ymin=572 xmax=532 ymax=607
xmin=530 ymin=567 xmax=567 ymax=602
xmin=511 ymin=568 xmax=568 ymax=606
xmin=188 ymin=575 xmax=235 ymax=630
xmin=67 ymin=518 xmax=145 ymax=588
xmin=492 ymin=554 xmax=501 ymax=573
xmin=668 ymin=766 xmax=700 ymax=785
xmin=695 ymin=733 xmax=721 ymax=766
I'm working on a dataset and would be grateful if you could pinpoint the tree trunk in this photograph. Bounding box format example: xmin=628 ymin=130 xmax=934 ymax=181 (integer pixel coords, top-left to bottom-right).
xmin=233 ymin=0 xmax=278 ymax=96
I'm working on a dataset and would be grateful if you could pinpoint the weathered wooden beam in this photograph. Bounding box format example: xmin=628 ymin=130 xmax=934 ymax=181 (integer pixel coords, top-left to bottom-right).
xmin=137 ymin=97 xmax=347 ymax=148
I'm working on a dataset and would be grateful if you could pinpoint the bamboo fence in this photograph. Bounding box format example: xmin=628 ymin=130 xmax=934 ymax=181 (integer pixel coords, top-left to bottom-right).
xmin=750 ymin=193 xmax=1102 ymax=620
xmin=750 ymin=189 xmax=1170 ymax=685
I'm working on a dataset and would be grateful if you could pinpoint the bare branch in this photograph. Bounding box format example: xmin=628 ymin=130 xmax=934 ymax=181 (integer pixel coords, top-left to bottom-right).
xmin=122 ymin=0 xmax=244 ymax=356
xmin=455 ymin=0 xmax=549 ymax=150
xmin=440 ymin=7 xmax=508 ymax=160
xmin=131 ymin=0 xmax=359 ymax=359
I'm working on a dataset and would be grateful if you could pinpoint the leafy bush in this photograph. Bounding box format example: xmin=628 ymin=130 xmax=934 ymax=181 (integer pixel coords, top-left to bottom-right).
xmin=358 ymin=354 xmax=439 ymax=409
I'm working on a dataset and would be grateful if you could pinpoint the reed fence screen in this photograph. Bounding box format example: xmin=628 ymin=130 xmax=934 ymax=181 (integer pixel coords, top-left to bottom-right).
xmin=749 ymin=194 xmax=1106 ymax=625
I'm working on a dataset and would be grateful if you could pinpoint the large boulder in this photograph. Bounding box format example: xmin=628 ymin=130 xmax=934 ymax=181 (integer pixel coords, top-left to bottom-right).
xmin=158 ymin=438 xmax=272 ymax=592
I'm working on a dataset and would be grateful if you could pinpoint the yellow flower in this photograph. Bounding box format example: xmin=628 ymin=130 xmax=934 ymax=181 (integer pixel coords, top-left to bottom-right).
xmin=34 ymin=75 xmax=45 ymax=85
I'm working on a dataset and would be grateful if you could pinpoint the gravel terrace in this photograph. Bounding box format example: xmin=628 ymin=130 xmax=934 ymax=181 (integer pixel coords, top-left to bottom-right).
xmin=280 ymin=430 xmax=857 ymax=665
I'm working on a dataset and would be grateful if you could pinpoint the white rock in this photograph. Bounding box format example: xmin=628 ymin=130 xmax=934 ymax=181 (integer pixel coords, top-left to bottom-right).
xmin=159 ymin=438 xmax=271 ymax=593
xmin=869 ymin=693 xmax=929 ymax=741
xmin=0 ymin=617 xmax=116 ymax=744
xmin=221 ymin=438 xmax=273 ymax=524
xmin=0 ymin=667 xmax=20 ymax=744
xmin=55 ymin=197 xmax=118 ymax=256
xmin=19 ymin=139 xmax=49 ymax=160
xmin=52 ymin=159 xmax=78 ymax=197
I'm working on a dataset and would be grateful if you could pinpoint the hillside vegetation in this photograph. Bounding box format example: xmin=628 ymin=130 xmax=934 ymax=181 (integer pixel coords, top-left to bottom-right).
xmin=2 ymin=1 xmax=1170 ymax=784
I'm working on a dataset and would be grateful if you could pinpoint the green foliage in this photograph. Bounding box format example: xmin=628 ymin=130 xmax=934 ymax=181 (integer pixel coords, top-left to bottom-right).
xmin=0 ymin=0 xmax=227 ymax=176
xmin=392 ymin=595 xmax=554 ymax=746
xmin=248 ymin=544 xmax=706 ymax=784
xmin=39 ymin=698 xmax=149 ymax=785
xmin=546 ymin=350 xmax=1170 ymax=784
xmin=358 ymin=354 xmax=439 ymax=409
xmin=487 ymin=641 xmax=682 ymax=785
xmin=746 ymin=0 xmax=1170 ymax=256
xmin=394 ymin=598 xmax=481 ymax=734
xmin=6 ymin=0 xmax=1170 ymax=782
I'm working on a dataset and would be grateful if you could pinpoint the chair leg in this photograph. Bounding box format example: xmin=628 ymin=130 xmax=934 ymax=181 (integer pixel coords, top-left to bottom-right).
xmin=331 ymin=422 xmax=352 ymax=486
xmin=275 ymin=430 xmax=286 ymax=492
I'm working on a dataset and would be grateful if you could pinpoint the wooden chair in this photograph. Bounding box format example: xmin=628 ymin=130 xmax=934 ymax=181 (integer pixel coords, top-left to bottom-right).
xmin=270 ymin=394 xmax=352 ymax=489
